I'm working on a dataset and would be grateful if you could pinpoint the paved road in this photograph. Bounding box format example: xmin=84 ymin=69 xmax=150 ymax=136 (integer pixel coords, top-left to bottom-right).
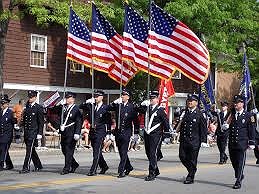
xmin=0 ymin=145 xmax=258 ymax=194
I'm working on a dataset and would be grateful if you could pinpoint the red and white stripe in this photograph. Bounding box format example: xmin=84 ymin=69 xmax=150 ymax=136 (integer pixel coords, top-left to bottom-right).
xmin=149 ymin=22 xmax=210 ymax=84
xmin=66 ymin=33 xmax=92 ymax=67
xmin=122 ymin=32 xmax=175 ymax=80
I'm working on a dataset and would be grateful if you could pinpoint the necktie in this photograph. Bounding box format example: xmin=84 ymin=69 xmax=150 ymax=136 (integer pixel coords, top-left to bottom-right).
xmin=237 ymin=112 xmax=240 ymax=120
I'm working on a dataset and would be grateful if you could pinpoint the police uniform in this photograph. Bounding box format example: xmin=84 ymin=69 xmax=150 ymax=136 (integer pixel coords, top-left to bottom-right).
xmin=215 ymin=101 xmax=230 ymax=164
xmin=179 ymin=94 xmax=207 ymax=184
xmin=20 ymin=91 xmax=44 ymax=173
xmin=0 ymin=95 xmax=15 ymax=170
xmin=79 ymin=90 xmax=110 ymax=176
xmin=139 ymin=91 xmax=171 ymax=181
xmin=228 ymin=95 xmax=255 ymax=189
xmin=60 ymin=92 xmax=82 ymax=175
xmin=108 ymin=89 xmax=140 ymax=178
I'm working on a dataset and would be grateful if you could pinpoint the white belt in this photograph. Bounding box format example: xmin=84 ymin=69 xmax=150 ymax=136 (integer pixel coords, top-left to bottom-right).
xmin=145 ymin=123 xmax=161 ymax=134
xmin=60 ymin=122 xmax=75 ymax=131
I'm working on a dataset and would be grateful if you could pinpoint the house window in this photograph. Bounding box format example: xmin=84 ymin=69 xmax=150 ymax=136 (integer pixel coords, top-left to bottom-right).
xmin=30 ymin=34 xmax=47 ymax=68
xmin=172 ymin=71 xmax=181 ymax=79
xmin=70 ymin=61 xmax=84 ymax=72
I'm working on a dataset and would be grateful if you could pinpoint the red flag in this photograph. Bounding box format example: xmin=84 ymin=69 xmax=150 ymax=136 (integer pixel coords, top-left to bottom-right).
xmin=158 ymin=79 xmax=175 ymax=114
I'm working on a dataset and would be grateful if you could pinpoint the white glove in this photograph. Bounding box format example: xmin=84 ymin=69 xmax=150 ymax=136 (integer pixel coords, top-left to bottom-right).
xmin=113 ymin=97 xmax=122 ymax=104
xmin=222 ymin=123 xmax=229 ymax=130
xmin=86 ymin=97 xmax=95 ymax=104
xmin=141 ymin=100 xmax=150 ymax=106
xmin=133 ymin=134 xmax=139 ymax=141
xmin=74 ymin=134 xmax=80 ymax=141
xmin=37 ymin=134 xmax=42 ymax=140
xmin=201 ymin=142 xmax=209 ymax=148
xmin=215 ymin=109 xmax=220 ymax=113
xmin=251 ymin=108 xmax=258 ymax=114
xmin=163 ymin=138 xmax=171 ymax=144
xmin=248 ymin=145 xmax=255 ymax=150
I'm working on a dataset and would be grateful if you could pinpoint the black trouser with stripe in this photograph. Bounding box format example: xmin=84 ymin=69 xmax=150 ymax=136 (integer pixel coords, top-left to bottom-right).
xmin=61 ymin=138 xmax=78 ymax=172
xmin=5 ymin=140 xmax=13 ymax=168
xmin=89 ymin=136 xmax=108 ymax=173
xmin=179 ymin=143 xmax=200 ymax=179
xmin=229 ymin=148 xmax=246 ymax=181
xmin=217 ymin=133 xmax=229 ymax=161
xmin=115 ymin=132 xmax=132 ymax=174
xmin=0 ymin=143 xmax=8 ymax=168
xmin=144 ymin=132 xmax=162 ymax=176
xmin=22 ymin=138 xmax=42 ymax=170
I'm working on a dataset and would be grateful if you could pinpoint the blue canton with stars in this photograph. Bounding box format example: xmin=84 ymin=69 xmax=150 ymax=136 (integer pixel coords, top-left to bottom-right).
xmin=124 ymin=5 xmax=148 ymax=42
xmin=69 ymin=8 xmax=90 ymax=42
xmin=150 ymin=2 xmax=178 ymax=37
xmin=92 ymin=4 xmax=116 ymax=40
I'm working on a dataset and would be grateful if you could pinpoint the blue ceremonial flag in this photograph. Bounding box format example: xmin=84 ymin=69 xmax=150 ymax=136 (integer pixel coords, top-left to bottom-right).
xmin=239 ymin=52 xmax=251 ymax=110
xmin=198 ymin=74 xmax=215 ymax=112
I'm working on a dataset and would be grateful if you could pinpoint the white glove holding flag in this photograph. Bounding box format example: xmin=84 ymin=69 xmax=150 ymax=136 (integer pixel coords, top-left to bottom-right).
xmin=113 ymin=97 xmax=122 ymax=104
xmin=222 ymin=123 xmax=229 ymax=130
xmin=86 ymin=97 xmax=95 ymax=104
xmin=74 ymin=134 xmax=80 ymax=141
xmin=201 ymin=142 xmax=210 ymax=148
xmin=37 ymin=134 xmax=42 ymax=140
xmin=251 ymin=108 xmax=258 ymax=114
xmin=141 ymin=100 xmax=150 ymax=106
xmin=248 ymin=145 xmax=255 ymax=150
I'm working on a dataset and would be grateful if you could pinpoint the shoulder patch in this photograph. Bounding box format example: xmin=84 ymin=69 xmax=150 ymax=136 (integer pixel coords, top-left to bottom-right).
xmin=251 ymin=115 xmax=255 ymax=123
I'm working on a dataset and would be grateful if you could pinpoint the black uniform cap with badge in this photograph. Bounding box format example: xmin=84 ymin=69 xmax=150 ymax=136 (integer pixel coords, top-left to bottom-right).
xmin=233 ymin=94 xmax=244 ymax=104
xmin=0 ymin=94 xmax=11 ymax=105
xmin=187 ymin=93 xmax=199 ymax=102
xmin=121 ymin=88 xmax=131 ymax=97
xmin=94 ymin=90 xmax=105 ymax=98
xmin=27 ymin=90 xmax=38 ymax=98
xmin=149 ymin=90 xmax=159 ymax=99
xmin=65 ymin=91 xmax=76 ymax=99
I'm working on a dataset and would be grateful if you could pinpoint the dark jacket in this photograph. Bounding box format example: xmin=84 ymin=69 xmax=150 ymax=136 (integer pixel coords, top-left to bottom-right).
xmin=179 ymin=107 xmax=208 ymax=149
xmin=21 ymin=102 xmax=44 ymax=140
xmin=228 ymin=111 xmax=255 ymax=150
xmin=60 ymin=104 xmax=82 ymax=143
xmin=138 ymin=104 xmax=170 ymax=135
xmin=0 ymin=108 xmax=16 ymax=143
xmin=79 ymin=102 xmax=111 ymax=138
xmin=215 ymin=111 xmax=231 ymax=136
xmin=108 ymin=102 xmax=139 ymax=136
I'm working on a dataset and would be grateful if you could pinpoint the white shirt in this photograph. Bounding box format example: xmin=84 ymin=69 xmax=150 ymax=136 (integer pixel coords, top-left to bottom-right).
xmin=223 ymin=110 xmax=228 ymax=118
xmin=30 ymin=101 xmax=36 ymax=107
xmin=188 ymin=107 xmax=196 ymax=113
xmin=151 ymin=104 xmax=158 ymax=111
xmin=2 ymin=107 xmax=8 ymax=116
xmin=95 ymin=102 xmax=103 ymax=111
xmin=235 ymin=109 xmax=244 ymax=120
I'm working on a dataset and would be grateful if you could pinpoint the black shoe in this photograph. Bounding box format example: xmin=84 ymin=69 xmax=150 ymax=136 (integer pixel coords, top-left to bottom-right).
xmin=99 ymin=166 xmax=109 ymax=174
xmin=223 ymin=156 xmax=228 ymax=164
xmin=144 ymin=174 xmax=156 ymax=181
xmin=5 ymin=165 xmax=14 ymax=170
xmin=87 ymin=171 xmax=97 ymax=176
xmin=0 ymin=167 xmax=4 ymax=171
xmin=157 ymin=155 xmax=163 ymax=161
xmin=232 ymin=181 xmax=241 ymax=189
xmin=184 ymin=177 xmax=194 ymax=184
xmin=154 ymin=168 xmax=160 ymax=177
xmin=33 ymin=167 xmax=43 ymax=172
xmin=117 ymin=172 xmax=126 ymax=178
xmin=19 ymin=169 xmax=30 ymax=174
xmin=125 ymin=167 xmax=133 ymax=175
xmin=70 ymin=163 xmax=79 ymax=173
xmin=218 ymin=160 xmax=224 ymax=165
xmin=256 ymin=159 xmax=259 ymax=165
xmin=60 ymin=170 xmax=69 ymax=175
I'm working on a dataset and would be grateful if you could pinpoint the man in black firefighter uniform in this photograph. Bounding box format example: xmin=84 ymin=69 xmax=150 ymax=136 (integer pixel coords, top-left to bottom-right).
xmin=19 ymin=90 xmax=44 ymax=173
xmin=253 ymin=109 xmax=259 ymax=164
xmin=179 ymin=94 xmax=207 ymax=184
xmin=108 ymin=88 xmax=140 ymax=178
xmin=80 ymin=90 xmax=110 ymax=176
xmin=60 ymin=92 xmax=82 ymax=175
xmin=215 ymin=101 xmax=231 ymax=164
xmin=139 ymin=91 xmax=171 ymax=181
xmin=0 ymin=95 xmax=15 ymax=171
xmin=228 ymin=95 xmax=255 ymax=189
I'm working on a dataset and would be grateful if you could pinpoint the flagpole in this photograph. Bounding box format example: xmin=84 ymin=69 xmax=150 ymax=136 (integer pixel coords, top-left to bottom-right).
xmin=61 ymin=2 xmax=73 ymax=126
xmin=117 ymin=62 xmax=124 ymax=130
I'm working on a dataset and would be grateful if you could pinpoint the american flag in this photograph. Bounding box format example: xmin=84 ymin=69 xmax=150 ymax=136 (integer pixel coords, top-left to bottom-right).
xmin=66 ymin=8 xmax=91 ymax=68
xmin=92 ymin=4 xmax=137 ymax=85
xmin=122 ymin=5 xmax=175 ymax=80
xmin=149 ymin=3 xmax=210 ymax=84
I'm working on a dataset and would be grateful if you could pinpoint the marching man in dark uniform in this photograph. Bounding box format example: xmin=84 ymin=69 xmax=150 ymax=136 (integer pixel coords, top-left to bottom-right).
xmin=108 ymin=88 xmax=140 ymax=178
xmin=60 ymin=92 xmax=82 ymax=175
xmin=178 ymin=94 xmax=207 ymax=184
xmin=253 ymin=109 xmax=259 ymax=164
xmin=215 ymin=101 xmax=231 ymax=164
xmin=19 ymin=90 xmax=44 ymax=173
xmin=80 ymin=90 xmax=110 ymax=176
xmin=0 ymin=95 xmax=15 ymax=171
xmin=228 ymin=95 xmax=255 ymax=189
xmin=139 ymin=91 xmax=171 ymax=181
